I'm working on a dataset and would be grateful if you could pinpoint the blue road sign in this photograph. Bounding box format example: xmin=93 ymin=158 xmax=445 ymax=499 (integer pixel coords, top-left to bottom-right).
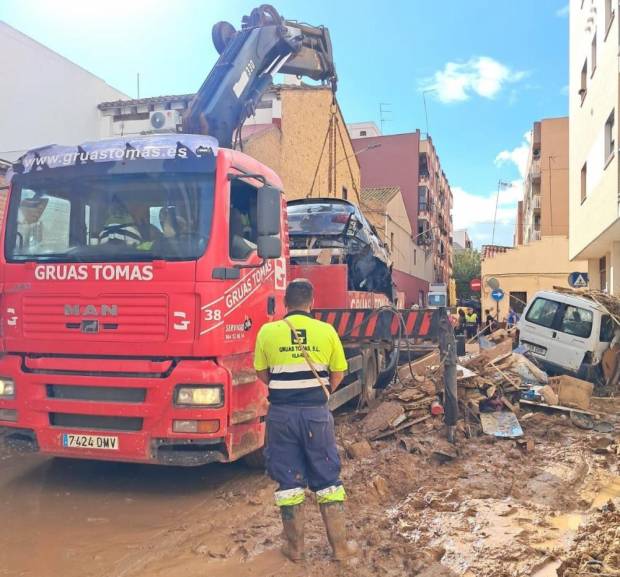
xmin=568 ymin=272 xmax=589 ymax=288
xmin=491 ymin=288 xmax=505 ymax=302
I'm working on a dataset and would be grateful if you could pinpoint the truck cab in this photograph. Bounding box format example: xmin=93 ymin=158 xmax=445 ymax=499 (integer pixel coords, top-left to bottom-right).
xmin=0 ymin=134 xmax=287 ymax=465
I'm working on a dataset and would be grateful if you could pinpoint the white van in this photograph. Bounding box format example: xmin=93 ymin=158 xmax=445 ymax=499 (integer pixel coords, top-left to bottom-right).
xmin=517 ymin=290 xmax=617 ymax=381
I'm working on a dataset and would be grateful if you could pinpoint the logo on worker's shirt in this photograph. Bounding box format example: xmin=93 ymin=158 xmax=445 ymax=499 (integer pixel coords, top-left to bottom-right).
xmin=290 ymin=329 xmax=307 ymax=345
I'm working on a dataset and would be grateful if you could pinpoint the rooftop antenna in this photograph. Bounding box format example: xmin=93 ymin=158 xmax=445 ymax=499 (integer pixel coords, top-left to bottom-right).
xmin=422 ymin=89 xmax=436 ymax=137
xmin=491 ymin=180 xmax=512 ymax=245
xmin=379 ymin=102 xmax=392 ymax=134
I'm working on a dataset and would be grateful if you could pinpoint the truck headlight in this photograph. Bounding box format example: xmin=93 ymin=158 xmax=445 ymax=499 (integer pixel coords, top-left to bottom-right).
xmin=0 ymin=378 xmax=15 ymax=399
xmin=175 ymin=386 xmax=223 ymax=407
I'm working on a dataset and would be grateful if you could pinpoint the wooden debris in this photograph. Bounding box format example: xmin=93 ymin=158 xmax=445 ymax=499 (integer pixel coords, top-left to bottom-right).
xmin=397 ymin=350 xmax=440 ymax=382
xmin=548 ymin=375 xmax=593 ymax=410
xmin=371 ymin=415 xmax=432 ymax=440
xmin=362 ymin=402 xmax=405 ymax=437
xmin=516 ymin=438 xmax=535 ymax=452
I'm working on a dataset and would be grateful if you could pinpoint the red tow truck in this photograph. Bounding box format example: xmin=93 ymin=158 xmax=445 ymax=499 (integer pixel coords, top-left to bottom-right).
xmin=0 ymin=6 xmax=443 ymax=465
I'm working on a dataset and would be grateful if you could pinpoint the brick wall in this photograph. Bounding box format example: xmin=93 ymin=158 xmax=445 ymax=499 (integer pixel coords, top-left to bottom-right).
xmin=244 ymin=87 xmax=360 ymax=203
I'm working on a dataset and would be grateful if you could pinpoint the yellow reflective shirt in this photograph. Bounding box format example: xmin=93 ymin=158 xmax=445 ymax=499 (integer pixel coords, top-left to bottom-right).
xmin=254 ymin=311 xmax=348 ymax=405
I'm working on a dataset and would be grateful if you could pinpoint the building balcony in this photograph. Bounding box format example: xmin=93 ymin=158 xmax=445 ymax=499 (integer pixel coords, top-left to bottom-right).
xmin=532 ymin=194 xmax=541 ymax=210
xmin=530 ymin=159 xmax=541 ymax=180
xmin=418 ymin=201 xmax=433 ymax=216
xmin=531 ymin=229 xmax=541 ymax=241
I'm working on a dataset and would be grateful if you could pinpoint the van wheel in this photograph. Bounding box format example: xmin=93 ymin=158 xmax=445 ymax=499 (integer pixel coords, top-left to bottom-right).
xmin=361 ymin=349 xmax=378 ymax=406
xmin=243 ymin=448 xmax=266 ymax=469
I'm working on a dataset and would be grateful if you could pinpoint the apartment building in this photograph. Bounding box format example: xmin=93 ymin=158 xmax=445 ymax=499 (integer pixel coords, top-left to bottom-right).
xmin=349 ymin=128 xmax=454 ymax=305
xmin=419 ymin=137 xmax=453 ymax=283
xmin=482 ymin=117 xmax=587 ymax=318
xmin=569 ymin=0 xmax=620 ymax=293
xmin=453 ymin=229 xmax=473 ymax=253
xmin=0 ymin=21 xmax=127 ymax=162
xmin=520 ymin=118 xmax=570 ymax=244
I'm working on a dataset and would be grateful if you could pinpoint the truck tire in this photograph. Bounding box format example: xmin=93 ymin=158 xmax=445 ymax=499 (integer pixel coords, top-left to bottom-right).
xmin=243 ymin=448 xmax=266 ymax=469
xmin=361 ymin=349 xmax=378 ymax=406
xmin=375 ymin=348 xmax=397 ymax=389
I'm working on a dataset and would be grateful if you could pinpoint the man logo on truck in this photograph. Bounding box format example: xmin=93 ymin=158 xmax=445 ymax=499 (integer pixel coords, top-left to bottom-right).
xmin=64 ymin=305 xmax=118 ymax=316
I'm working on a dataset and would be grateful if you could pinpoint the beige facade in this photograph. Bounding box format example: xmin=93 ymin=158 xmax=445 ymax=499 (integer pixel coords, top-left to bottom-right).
xmin=481 ymin=236 xmax=588 ymax=319
xmin=244 ymin=86 xmax=360 ymax=203
xmin=569 ymin=0 xmax=620 ymax=293
xmin=483 ymin=115 xmax=584 ymax=318
xmin=522 ymin=118 xmax=569 ymax=243
xmin=361 ymin=187 xmax=433 ymax=282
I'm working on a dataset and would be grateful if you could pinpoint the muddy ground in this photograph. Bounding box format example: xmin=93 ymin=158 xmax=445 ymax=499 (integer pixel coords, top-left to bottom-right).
xmin=1 ymin=399 xmax=618 ymax=577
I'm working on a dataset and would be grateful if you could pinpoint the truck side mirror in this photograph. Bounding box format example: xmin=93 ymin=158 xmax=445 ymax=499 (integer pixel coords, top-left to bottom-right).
xmin=257 ymin=185 xmax=282 ymax=259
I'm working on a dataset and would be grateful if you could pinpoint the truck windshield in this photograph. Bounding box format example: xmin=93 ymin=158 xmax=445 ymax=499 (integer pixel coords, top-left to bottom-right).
xmin=5 ymin=172 xmax=214 ymax=262
xmin=287 ymin=202 xmax=354 ymax=235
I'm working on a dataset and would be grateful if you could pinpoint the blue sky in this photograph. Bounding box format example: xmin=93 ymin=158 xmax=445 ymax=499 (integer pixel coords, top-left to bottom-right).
xmin=0 ymin=0 xmax=569 ymax=247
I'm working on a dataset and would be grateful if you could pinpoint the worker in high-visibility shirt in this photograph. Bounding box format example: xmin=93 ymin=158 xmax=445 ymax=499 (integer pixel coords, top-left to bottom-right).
xmin=465 ymin=307 xmax=478 ymax=339
xmin=254 ymin=278 xmax=357 ymax=563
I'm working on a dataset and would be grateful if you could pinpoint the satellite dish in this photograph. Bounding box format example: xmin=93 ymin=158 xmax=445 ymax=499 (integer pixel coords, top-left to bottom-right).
xmin=150 ymin=112 xmax=166 ymax=130
xmin=486 ymin=277 xmax=500 ymax=290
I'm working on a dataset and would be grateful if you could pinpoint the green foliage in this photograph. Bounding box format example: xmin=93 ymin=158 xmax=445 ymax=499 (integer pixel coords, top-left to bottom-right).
xmin=453 ymin=249 xmax=481 ymax=300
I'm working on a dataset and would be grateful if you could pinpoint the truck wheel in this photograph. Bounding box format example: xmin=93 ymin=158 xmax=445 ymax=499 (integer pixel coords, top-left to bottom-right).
xmin=361 ymin=349 xmax=378 ymax=406
xmin=375 ymin=349 xmax=397 ymax=389
xmin=243 ymin=448 xmax=266 ymax=469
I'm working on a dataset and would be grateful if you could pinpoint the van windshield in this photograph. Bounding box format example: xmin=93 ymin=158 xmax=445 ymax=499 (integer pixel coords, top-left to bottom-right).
xmin=5 ymin=172 xmax=214 ymax=262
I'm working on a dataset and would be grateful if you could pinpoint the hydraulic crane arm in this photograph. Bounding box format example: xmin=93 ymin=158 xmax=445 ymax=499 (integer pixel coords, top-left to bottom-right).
xmin=183 ymin=4 xmax=337 ymax=148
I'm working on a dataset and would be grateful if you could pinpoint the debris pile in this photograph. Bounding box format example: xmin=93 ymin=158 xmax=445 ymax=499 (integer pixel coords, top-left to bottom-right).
xmin=557 ymin=502 xmax=620 ymax=576
xmin=360 ymin=326 xmax=608 ymax=443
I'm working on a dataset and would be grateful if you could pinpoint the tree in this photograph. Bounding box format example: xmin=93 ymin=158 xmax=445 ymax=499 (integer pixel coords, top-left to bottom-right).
xmin=453 ymin=249 xmax=481 ymax=301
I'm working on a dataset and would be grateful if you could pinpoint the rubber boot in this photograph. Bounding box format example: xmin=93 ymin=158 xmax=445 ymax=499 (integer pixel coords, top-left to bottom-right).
xmin=319 ymin=502 xmax=358 ymax=562
xmin=280 ymin=504 xmax=305 ymax=562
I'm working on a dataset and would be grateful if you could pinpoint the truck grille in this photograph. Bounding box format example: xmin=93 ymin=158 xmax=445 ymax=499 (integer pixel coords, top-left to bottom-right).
xmin=22 ymin=294 xmax=168 ymax=342
xmin=47 ymin=385 xmax=146 ymax=403
xmin=49 ymin=413 xmax=143 ymax=432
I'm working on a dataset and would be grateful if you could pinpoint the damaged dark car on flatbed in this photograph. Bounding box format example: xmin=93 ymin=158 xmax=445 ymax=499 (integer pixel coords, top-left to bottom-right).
xmin=286 ymin=199 xmax=395 ymax=301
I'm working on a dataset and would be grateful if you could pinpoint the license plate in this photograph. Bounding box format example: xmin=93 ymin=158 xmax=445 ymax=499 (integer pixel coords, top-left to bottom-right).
xmin=62 ymin=433 xmax=119 ymax=450
xmin=524 ymin=342 xmax=547 ymax=356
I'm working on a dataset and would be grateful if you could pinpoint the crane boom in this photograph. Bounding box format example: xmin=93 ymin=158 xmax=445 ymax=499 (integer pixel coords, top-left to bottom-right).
xmin=182 ymin=4 xmax=337 ymax=148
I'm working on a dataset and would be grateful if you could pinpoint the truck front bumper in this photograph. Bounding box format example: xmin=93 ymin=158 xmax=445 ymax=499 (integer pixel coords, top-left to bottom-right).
xmin=0 ymin=354 xmax=264 ymax=465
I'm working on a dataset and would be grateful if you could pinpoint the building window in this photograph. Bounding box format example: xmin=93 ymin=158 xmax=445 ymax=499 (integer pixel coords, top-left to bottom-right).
xmin=605 ymin=0 xmax=615 ymax=37
xmin=419 ymin=154 xmax=429 ymax=178
xmin=418 ymin=186 xmax=429 ymax=211
xmin=605 ymin=110 xmax=615 ymax=165
xmin=580 ymin=60 xmax=587 ymax=103
xmin=600 ymin=256 xmax=607 ymax=292
xmin=390 ymin=232 xmax=394 ymax=252
xmin=591 ymin=34 xmax=597 ymax=76
xmin=581 ymin=162 xmax=587 ymax=203
xmin=359 ymin=130 xmax=367 ymax=136
xmin=342 ymin=186 xmax=348 ymax=200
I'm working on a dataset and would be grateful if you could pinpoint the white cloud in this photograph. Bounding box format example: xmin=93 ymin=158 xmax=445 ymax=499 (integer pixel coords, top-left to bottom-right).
xmin=451 ymin=179 xmax=523 ymax=246
xmin=421 ymin=57 xmax=526 ymax=103
xmin=494 ymin=130 xmax=532 ymax=179
xmin=556 ymin=4 xmax=569 ymax=17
